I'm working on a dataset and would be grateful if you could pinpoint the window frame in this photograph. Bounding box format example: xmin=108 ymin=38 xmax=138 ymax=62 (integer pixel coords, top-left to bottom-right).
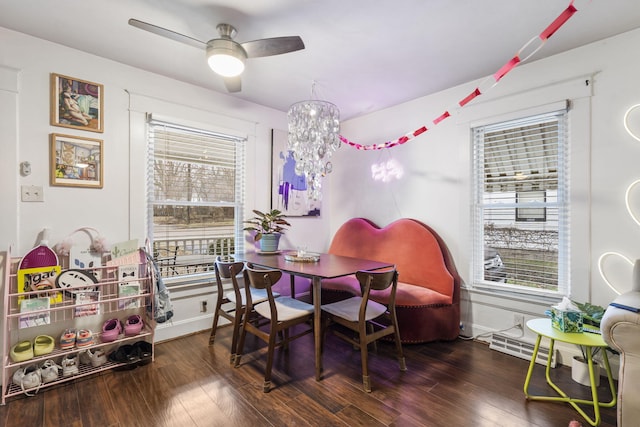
xmin=146 ymin=117 xmax=246 ymax=283
xmin=471 ymin=108 xmax=569 ymax=297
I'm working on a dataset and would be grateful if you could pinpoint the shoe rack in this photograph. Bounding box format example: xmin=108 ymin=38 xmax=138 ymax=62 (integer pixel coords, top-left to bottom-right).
xmin=1 ymin=247 xmax=155 ymax=404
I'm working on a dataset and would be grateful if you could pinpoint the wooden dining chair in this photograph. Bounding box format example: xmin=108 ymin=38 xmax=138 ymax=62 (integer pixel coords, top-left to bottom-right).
xmin=208 ymin=257 xmax=279 ymax=363
xmin=321 ymin=268 xmax=407 ymax=392
xmin=234 ymin=263 xmax=314 ymax=392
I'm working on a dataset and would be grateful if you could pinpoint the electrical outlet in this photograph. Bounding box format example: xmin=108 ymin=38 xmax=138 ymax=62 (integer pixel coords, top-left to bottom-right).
xmin=201 ymin=300 xmax=207 ymax=313
xmin=21 ymin=185 xmax=44 ymax=202
xmin=513 ymin=314 xmax=525 ymax=329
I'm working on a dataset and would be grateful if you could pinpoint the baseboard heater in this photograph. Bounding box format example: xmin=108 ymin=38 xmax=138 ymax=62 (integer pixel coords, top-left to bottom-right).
xmin=489 ymin=333 xmax=557 ymax=368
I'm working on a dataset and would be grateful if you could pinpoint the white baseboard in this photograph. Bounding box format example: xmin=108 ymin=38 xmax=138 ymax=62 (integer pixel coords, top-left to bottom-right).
xmin=153 ymin=313 xmax=230 ymax=343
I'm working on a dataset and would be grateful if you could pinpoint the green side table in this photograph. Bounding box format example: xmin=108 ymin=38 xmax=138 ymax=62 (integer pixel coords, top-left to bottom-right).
xmin=523 ymin=318 xmax=616 ymax=426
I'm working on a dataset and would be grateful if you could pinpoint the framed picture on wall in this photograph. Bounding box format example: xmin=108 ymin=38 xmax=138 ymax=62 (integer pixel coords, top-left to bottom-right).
xmin=50 ymin=73 xmax=104 ymax=133
xmin=50 ymin=133 xmax=104 ymax=188
xmin=271 ymin=129 xmax=321 ymax=217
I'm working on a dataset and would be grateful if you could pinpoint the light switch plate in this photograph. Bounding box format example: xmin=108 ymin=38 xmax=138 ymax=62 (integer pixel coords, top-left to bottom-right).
xmin=21 ymin=185 xmax=44 ymax=202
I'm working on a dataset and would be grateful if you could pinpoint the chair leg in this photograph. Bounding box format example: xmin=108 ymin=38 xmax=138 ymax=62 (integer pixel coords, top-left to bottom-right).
xmin=283 ymin=328 xmax=290 ymax=351
xmin=360 ymin=341 xmax=371 ymax=393
xmin=229 ymin=308 xmax=243 ymax=364
xmin=208 ymin=300 xmax=223 ymax=345
xmin=368 ymin=322 xmax=377 ymax=353
xmin=263 ymin=332 xmax=278 ymax=393
xmin=290 ymin=274 xmax=296 ymax=299
xmin=392 ymin=320 xmax=407 ymax=371
xmin=234 ymin=322 xmax=248 ymax=368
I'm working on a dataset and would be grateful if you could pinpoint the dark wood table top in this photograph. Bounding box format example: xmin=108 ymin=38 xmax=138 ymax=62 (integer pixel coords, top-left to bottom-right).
xmin=239 ymin=251 xmax=394 ymax=279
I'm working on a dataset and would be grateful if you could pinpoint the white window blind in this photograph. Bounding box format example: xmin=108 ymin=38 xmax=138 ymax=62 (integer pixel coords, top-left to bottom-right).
xmin=147 ymin=118 xmax=245 ymax=279
xmin=472 ymin=110 xmax=569 ymax=295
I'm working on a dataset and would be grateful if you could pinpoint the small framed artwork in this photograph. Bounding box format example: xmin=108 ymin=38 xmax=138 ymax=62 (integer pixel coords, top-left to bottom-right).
xmin=50 ymin=133 xmax=103 ymax=188
xmin=271 ymin=129 xmax=321 ymax=217
xmin=50 ymin=73 xmax=104 ymax=133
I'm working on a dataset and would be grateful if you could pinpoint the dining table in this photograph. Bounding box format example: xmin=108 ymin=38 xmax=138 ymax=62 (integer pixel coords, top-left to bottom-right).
xmin=239 ymin=250 xmax=394 ymax=381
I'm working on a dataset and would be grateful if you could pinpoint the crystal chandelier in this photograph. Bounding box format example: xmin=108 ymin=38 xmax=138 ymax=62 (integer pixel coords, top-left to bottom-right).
xmin=287 ymin=85 xmax=340 ymax=201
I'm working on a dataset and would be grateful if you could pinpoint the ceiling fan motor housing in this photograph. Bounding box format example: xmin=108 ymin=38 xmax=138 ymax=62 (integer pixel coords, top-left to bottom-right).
xmin=206 ymin=38 xmax=247 ymax=77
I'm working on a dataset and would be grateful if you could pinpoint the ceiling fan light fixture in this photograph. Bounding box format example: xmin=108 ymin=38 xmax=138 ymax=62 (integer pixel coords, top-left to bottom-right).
xmin=206 ymin=39 xmax=246 ymax=77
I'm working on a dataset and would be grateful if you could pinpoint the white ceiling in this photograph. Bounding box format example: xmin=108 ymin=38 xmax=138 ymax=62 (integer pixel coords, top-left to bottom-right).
xmin=2 ymin=0 xmax=640 ymax=120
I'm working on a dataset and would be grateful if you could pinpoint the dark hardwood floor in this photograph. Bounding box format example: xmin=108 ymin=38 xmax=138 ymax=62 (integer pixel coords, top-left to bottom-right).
xmin=0 ymin=325 xmax=617 ymax=427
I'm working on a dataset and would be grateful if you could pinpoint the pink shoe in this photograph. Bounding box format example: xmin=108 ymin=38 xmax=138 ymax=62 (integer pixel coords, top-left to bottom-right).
xmin=124 ymin=315 xmax=144 ymax=337
xmin=101 ymin=319 xmax=122 ymax=343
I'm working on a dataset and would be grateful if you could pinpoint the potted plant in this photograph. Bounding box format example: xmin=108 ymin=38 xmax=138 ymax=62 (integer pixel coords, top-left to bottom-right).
xmin=243 ymin=209 xmax=291 ymax=252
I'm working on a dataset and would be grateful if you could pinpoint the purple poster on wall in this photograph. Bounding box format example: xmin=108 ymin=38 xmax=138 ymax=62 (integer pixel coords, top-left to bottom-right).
xmin=271 ymin=129 xmax=321 ymax=217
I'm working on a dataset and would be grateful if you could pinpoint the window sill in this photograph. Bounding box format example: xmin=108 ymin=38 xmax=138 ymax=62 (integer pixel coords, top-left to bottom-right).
xmin=462 ymin=283 xmax=563 ymax=307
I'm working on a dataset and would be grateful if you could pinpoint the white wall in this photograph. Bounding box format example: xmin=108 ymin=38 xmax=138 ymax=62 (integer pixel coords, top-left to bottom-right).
xmin=331 ymin=27 xmax=640 ymax=366
xmin=0 ymin=27 xmax=331 ymax=342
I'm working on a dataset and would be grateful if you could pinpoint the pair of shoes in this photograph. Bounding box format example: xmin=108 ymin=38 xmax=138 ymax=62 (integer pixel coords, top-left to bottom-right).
xmin=61 ymin=329 xmax=94 ymax=348
xmin=102 ymin=315 xmax=144 ymax=342
xmin=9 ymin=336 xmax=55 ymax=362
xmin=12 ymin=358 xmax=62 ymax=394
xmin=125 ymin=315 xmax=144 ymax=337
xmin=40 ymin=359 xmax=62 ymax=383
xmin=61 ymin=354 xmax=79 ymax=377
xmin=12 ymin=365 xmax=42 ymax=395
xmin=108 ymin=341 xmax=153 ymax=370
xmin=79 ymin=348 xmax=107 ymax=367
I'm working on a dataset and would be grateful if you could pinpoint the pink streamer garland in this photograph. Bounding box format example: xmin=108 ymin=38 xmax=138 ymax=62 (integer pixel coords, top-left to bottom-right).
xmin=340 ymin=0 xmax=578 ymax=151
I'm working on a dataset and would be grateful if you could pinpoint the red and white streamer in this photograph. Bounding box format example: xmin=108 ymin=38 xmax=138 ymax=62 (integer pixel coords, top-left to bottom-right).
xmin=340 ymin=1 xmax=578 ymax=151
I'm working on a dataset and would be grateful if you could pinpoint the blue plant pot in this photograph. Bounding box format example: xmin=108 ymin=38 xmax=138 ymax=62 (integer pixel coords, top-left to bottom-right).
xmin=259 ymin=233 xmax=281 ymax=252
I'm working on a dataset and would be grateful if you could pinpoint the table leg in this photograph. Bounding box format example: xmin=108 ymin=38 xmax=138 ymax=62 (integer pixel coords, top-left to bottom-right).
xmin=599 ymin=349 xmax=617 ymax=408
xmin=524 ymin=337 xmax=616 ymax=426
xmin=523 ymin=334 xmax=542 ymax=397
xmin=313 ymin=276 xmax=323 ymax=381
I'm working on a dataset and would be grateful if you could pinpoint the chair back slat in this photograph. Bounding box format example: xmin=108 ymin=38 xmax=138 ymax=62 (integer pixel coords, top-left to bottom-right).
xmin=215 ymin=256 xmax=245 ymax=280
xmin=356 ymin=269 xmax=397 ymax=292
xmin=244 ymin=263 xmax=282 ymax=290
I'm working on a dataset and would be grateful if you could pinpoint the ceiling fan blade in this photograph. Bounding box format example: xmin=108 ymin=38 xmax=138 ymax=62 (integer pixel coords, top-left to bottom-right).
xmin=128 ymin=18 xmax=206 ymax=50
xmin=224 ymin=76 xmax=242 ymax=93
xmin=241 ymin=36 xmax=305 ymax=58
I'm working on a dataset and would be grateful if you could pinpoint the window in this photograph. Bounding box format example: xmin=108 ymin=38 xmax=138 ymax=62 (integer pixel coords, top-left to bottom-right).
xmin=472 ymin=110 xmax=569 ymax=295
xmin=147 ymin=118 xmax=245 ymax=279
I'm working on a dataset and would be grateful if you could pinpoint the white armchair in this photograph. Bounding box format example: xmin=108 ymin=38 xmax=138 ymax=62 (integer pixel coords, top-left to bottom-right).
xmin=601 ymin=291 xmax=640 ymax=427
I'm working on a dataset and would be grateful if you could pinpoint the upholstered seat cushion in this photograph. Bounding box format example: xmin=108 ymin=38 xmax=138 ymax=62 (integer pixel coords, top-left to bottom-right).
xmin=226 ymin=287 xmax=279 ymax=305
xmin=322 ymin=297 xmax=387 ymax=322
xmin=322 ymin=276 xmax=452 ymax=307
xmin=255 ymin=296 xmax=313 ymax=322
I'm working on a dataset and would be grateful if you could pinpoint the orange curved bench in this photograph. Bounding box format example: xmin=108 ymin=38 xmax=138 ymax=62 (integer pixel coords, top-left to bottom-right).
xmin=322 ymin=218 xmax=461 ymax=343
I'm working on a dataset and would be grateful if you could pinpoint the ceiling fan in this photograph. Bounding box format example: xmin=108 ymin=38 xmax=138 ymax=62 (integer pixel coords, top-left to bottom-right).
xmin=128 ymin=18 xmax=305 ymax=92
